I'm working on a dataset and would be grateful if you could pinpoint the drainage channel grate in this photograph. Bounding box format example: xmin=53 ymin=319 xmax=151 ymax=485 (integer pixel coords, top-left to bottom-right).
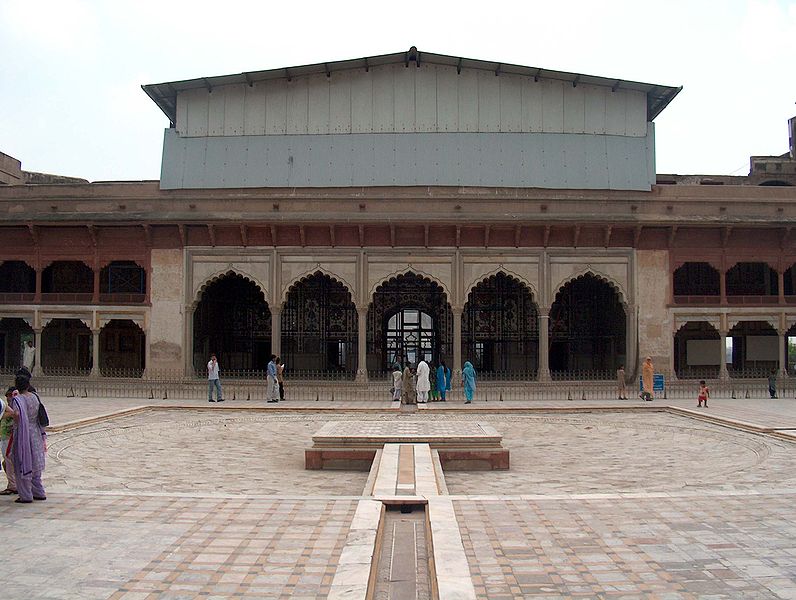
xmin=372 ymin=505 xmax=431 ymax=600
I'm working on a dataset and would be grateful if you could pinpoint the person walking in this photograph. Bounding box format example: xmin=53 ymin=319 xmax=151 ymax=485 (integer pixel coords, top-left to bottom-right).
xmin=462 ymin=361 xmax=477 ymax=403
xmin=9 ymin=370 xmax=47 ymax=503
xmin=641 ymin=356 xmax=654 ymax=401
xmin=616 ymin=365 xmax=627 ymax=400
xmin=276 ymin=358 xmax=286 ymax=401
xmin=207 ymin=354 xmax=224 ymax=402
xmin=436 ymin=360 xmax=449 ymax=402
xmin=401 ymin=363 xmax=415 ymax=405
xmin=0 ymin=387 xmax=18 ymax=496
xmin=697 ymin=379 xmax=710 ymax=408
xmin=266 ymin=355 xmax=279 ymax=403
xmin=22 ymin=340 xmax=35 ymax=372
xmin=416 ymin=357 xmax=431 ymax=404
xmin=768 ymin=370 xmax=777 ymax=399
xmin=391 ymin=364 xmax=402 ymax=401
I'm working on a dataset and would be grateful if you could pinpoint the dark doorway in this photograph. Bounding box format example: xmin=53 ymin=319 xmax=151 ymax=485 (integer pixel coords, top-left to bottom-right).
xmin=192 ymin=273 xmax=271 ymax=373
xmin=100 ymin=319 xmax=145 ymax=375
xmin=281 ymin=272 xmax=357 ymax=375
xmin=41 ymin=318 xmax=92 ymax=373
xmin=549 ymin=274 xmax=626 ymax=379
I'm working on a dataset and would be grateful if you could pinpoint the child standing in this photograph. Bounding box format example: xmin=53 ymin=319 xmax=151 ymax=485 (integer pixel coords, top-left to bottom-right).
xmin=697 ymin=380 xmax=710 ymax=408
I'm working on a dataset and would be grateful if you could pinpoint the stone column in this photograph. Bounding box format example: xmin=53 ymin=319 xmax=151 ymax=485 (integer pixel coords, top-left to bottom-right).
xmin=356 ymin=306 xmax=368 ymax=383
xmin=91 ymin=328 xmax=101 ymax=377
xmin=452 ymin=306 xmax=463 ymax=382
xmin=34 ymin=269 xmax=42 ymax=303
xmin=779 ymin=329 xmax=787 ymax=376
xmin=32 ymin=328 xmax=42 ymax=377
xmin=93 ymin=265 xmax=100 ymax=304
xmin=719 ymin=329 xmax=729 ymax=380
xmin=537 ymin=310 xmax=550 ymax=381
xmin=271 ymin=306 xmax=281 ymax=359
xmin=778 ymin=270 xmax=785 ymax=304
xmin=720 ymin=271 xmax=727 ymax=305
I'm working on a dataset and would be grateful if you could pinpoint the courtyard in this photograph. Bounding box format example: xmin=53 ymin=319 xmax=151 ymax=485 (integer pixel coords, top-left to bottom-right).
xmin=1 ymin=395 xmax=796 ymax=598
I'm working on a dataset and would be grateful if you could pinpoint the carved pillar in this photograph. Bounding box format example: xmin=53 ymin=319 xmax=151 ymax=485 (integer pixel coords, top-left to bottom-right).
xmin=34 ymin=269 xmax=42 ymax=303
xmin=271 ymin=306 xmax=281 ymax=359
xmin=93 ymin=262 xmax=100 ymax=304
xmin=778 ymin=270 xmax=785 ymax=304
xmin=452 ymin=306 xmax=463 ymax=382
xmin=538 ymin=310 xmax=550 ymax=381
xmin=32 ymin=327 xmax=42 ymax=377
xmin=91 ymin=328 xmax=101 ymax=377
xmin=719 ymin=329 xmax=729 ymax=380
xmin=356 ymin=306 xmax=368 ymax=383
xmin=720 ymin=270 xmax=727 ymax=305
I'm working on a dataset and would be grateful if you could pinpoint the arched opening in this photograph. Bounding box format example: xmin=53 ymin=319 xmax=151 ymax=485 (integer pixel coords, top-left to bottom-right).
xmin=0 ymin=261 xmax=36 ymax=302
xmin=41 ymin=318 xmax=92 ymax=373
xmin=100 ymin=261 xmax=146 ymax=303
xmin=463 ymin=272 xmax=538 ymax=377
xmin=673 ymin=262 xmax=720 ymax=303
xmin=549 ymin=274 xmax=626 ymax=379
xmin=281 ymin=272 xmax=357 ymax=375
xmin=99 ymin=319 xmax=145 ymax=376
xmin=783 ymin=264 xmax=796 ymax=297
xmin=42 ymin=261 xmax=94 ymax=302
xmin=725 ymin=262 xmax=778 ymax=301
xmin=192 ymin=274 xmax=271 ymax=373
xmin=727 ymin=320 xmax=778 ymax=377
xmin=673 ymin=321 xmax=721 ymax=379
xmin=0 ymin=317 xmax=34 ymax=369
xmin=367 ymin=273 xmax=452 ymax=373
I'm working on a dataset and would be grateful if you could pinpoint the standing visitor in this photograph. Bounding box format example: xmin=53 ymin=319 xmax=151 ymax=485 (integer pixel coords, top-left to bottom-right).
xmin=22 ymin=340 xmax=35 ymax=372
xmin=429 ymin=363 xmax=439 ymax=401
xmin=1 ymin=387 xmax=17 ymax=495
xmin=266 ymin=355 xmax=279 ymax=403
xmin=641 ymin=356 xmax=654 ymax=401
xmin=616 ymin=365 xmax=627 ymax=400
xmin=9 ymin=370 xmax=47 ymax=503
xmin=768 ymin=370 xmax=777 ymax=399
xmin=401 ymin=363 xmax=415 ymax=405
xmin=445 ymin=361 xmax=452 ymax=395
xmin=391 ymin=364 xmax=402 ymax=401
xmin=436 ymin=360 xmax=448 ymax=402
xmin=416 ymin=357 xmax=431 ymax=404
xmin=462 ymin=361 xmax=477 ymax=404
xmin=207 ymin=354 xmax=224 ymax=402
xmin=277 ymin=358 xmax=286 ymax=401
xmin=697 ymin=379 xmax=710 ymax=408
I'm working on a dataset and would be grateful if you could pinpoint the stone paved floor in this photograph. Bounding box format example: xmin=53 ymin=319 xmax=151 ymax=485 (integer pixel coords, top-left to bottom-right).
xmin=2 ymin=396 xmax=796 ymax=599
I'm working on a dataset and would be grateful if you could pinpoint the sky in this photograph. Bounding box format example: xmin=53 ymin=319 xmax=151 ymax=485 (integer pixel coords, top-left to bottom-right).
xmin=1 ymin=0 xmax=795 ymax=182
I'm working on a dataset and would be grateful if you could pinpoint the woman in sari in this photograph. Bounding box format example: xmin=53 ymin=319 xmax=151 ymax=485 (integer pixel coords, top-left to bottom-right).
xmin=462 ymin=361 xmax=477 ymax=404
xmin=9 ymin=371 xmax=46 ymax=503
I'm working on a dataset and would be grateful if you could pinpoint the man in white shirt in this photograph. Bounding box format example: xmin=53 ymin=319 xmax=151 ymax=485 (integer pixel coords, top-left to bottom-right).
xmin=22 ymin=340 xmax=35 ymax=372
xmin=415 ymin=357 xmax=431 ymax=404
xmin=207 ymin=354 xmax=224 ymax=402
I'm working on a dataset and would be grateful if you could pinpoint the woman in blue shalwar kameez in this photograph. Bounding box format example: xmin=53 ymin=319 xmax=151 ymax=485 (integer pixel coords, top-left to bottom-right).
xmin=436 ymin=360 xmax=449 ymax=401
xmin=462 ymin=361 xmax=476 ymax=404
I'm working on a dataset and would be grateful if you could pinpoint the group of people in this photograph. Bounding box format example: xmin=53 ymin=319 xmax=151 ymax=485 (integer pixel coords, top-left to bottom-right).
xmin=0 ymin=367 xmax=47 ymax=504
xmin=392 ymin=358 xmax=478 ymax=404
xmin=206 ymin=353 xmax=285 ymax=403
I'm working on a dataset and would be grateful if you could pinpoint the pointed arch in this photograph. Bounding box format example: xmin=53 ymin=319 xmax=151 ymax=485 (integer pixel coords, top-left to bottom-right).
xmin=192 ymin=268 xmax=269 ymax=308
xmin=369 ymin=268 xmax=451 ymax=303
xmin=673 ymin=320 xmax=721 ymax=379
xmin=553 ymin=269 xmax=627 ymax=307
xmin=465 ymin=269 xmax=538 ymax=304
xmin=281 ymin=268 xmax=355 ymax=307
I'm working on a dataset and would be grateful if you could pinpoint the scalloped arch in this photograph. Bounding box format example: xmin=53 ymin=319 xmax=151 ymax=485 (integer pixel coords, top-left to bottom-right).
xmin=464 ymin=268 xmax=538 ymax=303
xmin=674 ymin=319 xmax=720 ymax=335
xmin=369 ymin=268 xmax=450 ymax=302
xmin=552 ymin=269 xmax=628 ymax=306
xmin=726 ymin=317 xmax=779 ymax=333
xmin=192 ymin=269 xmax=269 ymax=308
xmin=281 ymin=267 xmax=355 ymax=306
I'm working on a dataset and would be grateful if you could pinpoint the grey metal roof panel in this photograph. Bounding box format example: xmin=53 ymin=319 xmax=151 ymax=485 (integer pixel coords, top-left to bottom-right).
xmin=143 ymin=47 xmax=681 ymax=125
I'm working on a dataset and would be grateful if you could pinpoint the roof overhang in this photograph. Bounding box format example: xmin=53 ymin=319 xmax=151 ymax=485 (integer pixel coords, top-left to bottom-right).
xmin=142 ymin=47 xmax=682 ymax=126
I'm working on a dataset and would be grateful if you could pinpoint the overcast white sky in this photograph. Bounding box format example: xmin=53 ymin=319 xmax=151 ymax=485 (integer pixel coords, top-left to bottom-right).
xmin=1 ymin=0 xmax=795 ymax=182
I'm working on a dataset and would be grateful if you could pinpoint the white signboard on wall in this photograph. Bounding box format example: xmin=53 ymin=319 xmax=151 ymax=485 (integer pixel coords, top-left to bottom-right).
xmin=746 ymin=336 xmax=779 ymax=361
xmin=686 ymin=340 xmax=721 ymax=365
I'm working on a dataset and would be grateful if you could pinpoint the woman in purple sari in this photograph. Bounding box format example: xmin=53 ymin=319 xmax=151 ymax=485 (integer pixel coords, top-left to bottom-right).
xmin=10 ymin=371 xmax=46 ymax=503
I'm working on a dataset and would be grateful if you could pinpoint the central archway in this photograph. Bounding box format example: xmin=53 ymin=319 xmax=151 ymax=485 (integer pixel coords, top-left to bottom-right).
xmin=549 ymin=274 xmax=626 ymax=379
xmin=367 ymin=273 xmax=452 ymax=373
xmin=192 ymin=273 xmax=271 ymax=373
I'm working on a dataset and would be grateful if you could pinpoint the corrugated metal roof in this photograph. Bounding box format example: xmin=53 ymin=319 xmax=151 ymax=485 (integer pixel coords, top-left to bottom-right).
xmin=142 ymin=46 xmax=681 ymax=126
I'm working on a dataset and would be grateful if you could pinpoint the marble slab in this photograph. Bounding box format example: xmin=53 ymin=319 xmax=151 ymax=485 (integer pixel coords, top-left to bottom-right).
xmin=311 ymin=420 xmax=503 ymax=449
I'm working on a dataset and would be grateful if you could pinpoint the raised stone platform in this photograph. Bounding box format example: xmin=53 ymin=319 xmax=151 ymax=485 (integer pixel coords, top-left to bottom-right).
xmin=305 ymin=421 xmax=509 ymax=470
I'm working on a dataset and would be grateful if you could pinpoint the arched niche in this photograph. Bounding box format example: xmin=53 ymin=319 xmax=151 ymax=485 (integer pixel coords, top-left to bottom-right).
xmin=673 ymin=262 xmax=720 ymax=300
xmin=726 ymin=320 xmax=778 ymax=378
xmin=41 ymin=318 xmax=92 ymax=373
xmin=99 ymin=319 xmax=145 ymax=376
xmin=673 ymin=321 xmax=721 ymax=379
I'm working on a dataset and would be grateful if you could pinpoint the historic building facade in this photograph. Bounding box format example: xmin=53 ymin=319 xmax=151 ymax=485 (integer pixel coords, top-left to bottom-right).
xmin=1 ymin=49 xmax=795 ymax=382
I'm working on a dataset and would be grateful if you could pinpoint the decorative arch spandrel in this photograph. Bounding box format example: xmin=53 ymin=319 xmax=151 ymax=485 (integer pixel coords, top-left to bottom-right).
xmin=368 ymin=264 xmax=452 ymax=304
xmin=192 ymin=268 xmax=270 ymax=308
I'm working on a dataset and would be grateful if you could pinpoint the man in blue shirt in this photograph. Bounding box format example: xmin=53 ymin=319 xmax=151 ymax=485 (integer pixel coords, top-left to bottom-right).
xmin=267 ymin=355 xmax=279 ymax=403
